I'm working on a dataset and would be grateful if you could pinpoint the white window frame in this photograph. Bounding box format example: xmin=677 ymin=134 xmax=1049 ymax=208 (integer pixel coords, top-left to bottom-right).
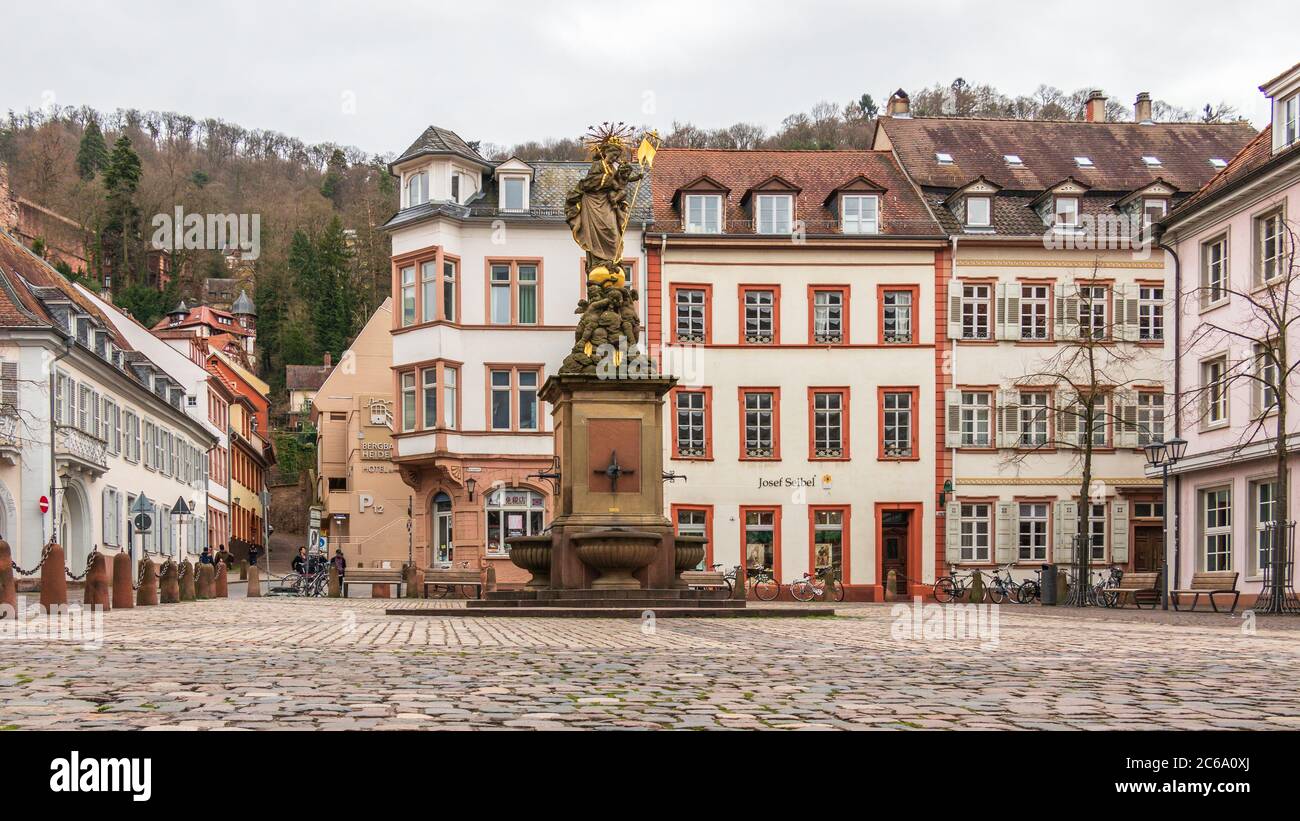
xmin=755 ymin=194 xmax=793 ymax=235
xmin=1136 ymin=391 xmax=1164 ymax=447
xmin=1201 ymin=234 xmax=1229 ymax=307
xmin=1018 ymin=502 xmax=1049 ymax=561
xmin=1087 ymin=502 xmax=1107 ymax=562
xmin=1054 ymin=196 xmax=1081 ymax=228
xmin=1256 ymin=208 xmax=1285 ymax=284
xmin=966 ymin=196 xmax=991 ymax=228
xmin=1018 ymin=391 xmax=1049 ymax=447
xmin=840 ymin=194 xmax=879 ymax=234
xmin=500 ymin=175 xmax=528 ymax=212
xmin=1250 ymin=479 xmax=1277 ymax=577
xmin=406 ymin=170 xmax=429 ymax=207
xmin=1077 ymin=284 xmax=1109 ymax=340
xmin=959 ymin=391 xmax=991 ymax=447
xmin=1202 ymin=356 xmax=1229 ymax=426
xmin=684 ymin=194 xmax=722 ymax=234
xmin=961 ymin=284 xmax=991 ymax=340
xmin=959 ymin=503 xmax=991 ymax=563
xmin=1138 ymin=285 xmax=1164 ymax=341
xmin=1200 ymin=487 xmax=1232 ymax=572
xmin=1020 ymin=284 xmax=1049 ymax=340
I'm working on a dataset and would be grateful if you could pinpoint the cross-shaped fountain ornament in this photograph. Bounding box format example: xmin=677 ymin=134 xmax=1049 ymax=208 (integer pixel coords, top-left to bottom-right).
xmin=594 ymin=450 xmax=635 ymax=493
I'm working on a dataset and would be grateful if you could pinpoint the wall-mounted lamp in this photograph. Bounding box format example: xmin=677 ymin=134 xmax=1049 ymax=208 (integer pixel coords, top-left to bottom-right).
xmin=938 ymin=479 xmax=953 ymax=507
xmin=465 ymin=477 xmax=477 ymax=502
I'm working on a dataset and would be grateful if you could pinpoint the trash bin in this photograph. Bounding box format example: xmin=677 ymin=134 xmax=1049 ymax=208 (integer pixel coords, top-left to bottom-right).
xmin=1040 ymin=564 xmax=1058 ymax=606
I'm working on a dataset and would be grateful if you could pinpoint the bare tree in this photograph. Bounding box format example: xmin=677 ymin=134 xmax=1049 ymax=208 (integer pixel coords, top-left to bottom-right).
xmin=1176 ymin=219 xmax=1299 ymax=611
xmin=997 ymin=262 xmax=1158 ymax=605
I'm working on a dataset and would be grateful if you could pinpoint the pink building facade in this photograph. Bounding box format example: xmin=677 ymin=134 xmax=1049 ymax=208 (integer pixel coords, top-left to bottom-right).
xmin=1162 ymin=62 xmax=1300 ymax=603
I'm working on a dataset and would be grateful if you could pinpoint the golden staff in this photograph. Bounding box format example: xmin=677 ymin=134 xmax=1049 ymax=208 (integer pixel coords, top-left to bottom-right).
xmin=619 ymin=130 xmax=661 ymax=242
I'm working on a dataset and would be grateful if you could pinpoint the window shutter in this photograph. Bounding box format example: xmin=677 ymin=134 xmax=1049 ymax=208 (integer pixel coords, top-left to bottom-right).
xmin=1056 ymin=396 xmax=1077 ymax=449
xmin=1003 ymin=286 xmax=1020 ymax=341
xmin=1124 ymin=289 xmax=1140 ymax=340
xmin=945 ymin=500 xmax=963 ymax=565
xmin=997 ymin=389 xmax=1020 ymax=448
xmin=1054 ymin=501 xmax=1078 ymax=563
xmin=1057 ymin=286 xmax=1079 ymax=339
xmin=944 ymin=389 xmax=963 ymax=448
xmin=1110 ymin=501 xmax=1130 ymax=563
xmin=0 ymin=360 xmax=17 ymax=414
xmin=102 ymin=488 xmax=113 ymax=546
xmin=1111 ymin=284 xmax=1128 ymax=341
xmin=995 ymin=501 xmax=1017 ymax=564
xmin=1115 ymin=390 xmax=1138 ymax=448
xmin=947 ymin=283 xmax=964 ymax=340
xmin=994 ymin=282 xmax=1009 ymax=340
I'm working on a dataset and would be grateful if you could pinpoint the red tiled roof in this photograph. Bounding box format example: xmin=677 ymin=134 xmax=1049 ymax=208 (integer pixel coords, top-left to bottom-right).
xmin=152 ymin=305 xmax=250 ymax=335
xmin=0 ymin=229 xmax=130 ymax=348
xmin=649 ymin=148 xmax=942 ymax=235
xmin=1171 ymin=125 xmax=1297 ymax=218
xmin=877 ymin=116 xmax=1256 ymax=193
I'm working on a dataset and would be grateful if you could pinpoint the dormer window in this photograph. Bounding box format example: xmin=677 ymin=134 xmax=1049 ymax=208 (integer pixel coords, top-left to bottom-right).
xmin=840 ymin=194 xmax=879 ymax=234
xmin=451 ymin=173 xmax=461 ymax=203
xmin=1074 ymin=156 xmax=1094 ymax=168
xmin=1004 ymin=154 xmax=1024 ymax=167
xmin=965 ymin=196 xmax=992 ymax=228
xmin=935 ymin=152 xmax=954 ymax=165
xmin=1142 ymin=198 xmax=1168 ymax=227
xmin=755 ymin=194 xmax=792 ymax=235
xmin=1283 ymin=94 xmax=1299 ymax=147
xmin=685 ymin=194 xmax=722 ymax=233
xmin=1054 ymin=196 xmax=1081 ymax=228
xmin=406 ymin=170 xmax=429 ymax=207
xmin=501 ymin=176 xmax=527 ymax=211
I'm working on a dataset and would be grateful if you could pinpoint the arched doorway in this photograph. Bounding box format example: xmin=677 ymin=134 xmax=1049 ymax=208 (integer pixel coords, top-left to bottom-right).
xmin=59 ymin=479 xmax=91 ymax=572
xmin=432 ymin=492 xmax=453 ymax=565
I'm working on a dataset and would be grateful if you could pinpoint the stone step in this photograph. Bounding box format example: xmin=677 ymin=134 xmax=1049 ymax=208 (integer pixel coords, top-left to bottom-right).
xmin=485 ymin=588 xmax=728 ymax=602
xmin=387 ymin=606 xmax=833 ymax=619
xmin=467 ymin=598 xmax=746 ymax=609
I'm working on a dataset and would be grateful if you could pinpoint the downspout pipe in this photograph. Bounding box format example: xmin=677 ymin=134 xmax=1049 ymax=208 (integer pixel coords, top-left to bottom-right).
xmin=1158 ymin=239 xmax=1182 ymax=592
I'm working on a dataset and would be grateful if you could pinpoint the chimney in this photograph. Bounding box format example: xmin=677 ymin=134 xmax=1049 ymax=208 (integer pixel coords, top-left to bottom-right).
xmin=886 ymin=89 xmax=911 ymax=118
xmin=1135 ymin=92 xmax=1153 ymax=124
xmin=323 ymin=351 xmax=332 ymax=368
xmin=1085 ymin=90 xmax=1107 ymax=122
xmin=0 ymin=162 xmax=18 ymax=233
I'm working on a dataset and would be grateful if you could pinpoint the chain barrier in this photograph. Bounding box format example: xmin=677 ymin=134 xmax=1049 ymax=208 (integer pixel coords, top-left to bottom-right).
xmin=64 ymin=545 xmax=99 ymax=582
xmin=10 ymin=542 xmax=53 ymax=578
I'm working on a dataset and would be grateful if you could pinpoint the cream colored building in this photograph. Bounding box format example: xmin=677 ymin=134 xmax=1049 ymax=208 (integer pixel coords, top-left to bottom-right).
xmin=312 ymin=299 xmax=412 ymax=568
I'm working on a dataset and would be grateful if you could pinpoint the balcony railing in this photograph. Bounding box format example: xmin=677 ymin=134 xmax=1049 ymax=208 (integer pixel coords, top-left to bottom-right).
xmin=55 ymin=424 xmax=108 ymax=472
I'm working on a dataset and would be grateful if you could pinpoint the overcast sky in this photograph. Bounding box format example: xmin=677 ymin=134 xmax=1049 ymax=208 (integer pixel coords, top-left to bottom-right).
xmin=2 ymin=0 xmax=1295 ymax=156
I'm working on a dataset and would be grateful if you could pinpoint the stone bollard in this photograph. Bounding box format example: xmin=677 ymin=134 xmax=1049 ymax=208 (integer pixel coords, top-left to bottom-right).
xmin=160 ymin=562 xmax=180 ymax=604
xmin=112 ymin=552 xmax=135 ymax=610
xmin=485 ymin=563 xmax=497 ymax=594
xmin=885 ymin=570 xmax=898 ymax=603
xmin=327 ymin=565 xmax=340 ymax=598
xmin=196 ymin=564 xmax=214 ymax=600
xmin=404 ymin=565 xmax=423 ymax=599
xmin=84 ymin=553 xmax=110 ymax=611
xmin=731 ymin=567 xmax=746 ymax=601
xmin=372 ymin=583 xmax=391 ymax=599
xmin=239 ymin=560 xmax=247 ymax=581
xmin=137 ymin=557 xmax=159 ymax=606
xmin=214 ymin=562 xmax=228 ymax=598
xmin=179 ymin=561 xmax=196 ymax=601
xmin=40 ymin=544 xmax=68 ymax=613
xmin=818 ymin=567 xmax=836 ymax=603
xmin=246 ymin=564 xmax=261 ymax=598
xmin=0 ymin=540 xmax=17 ymax=618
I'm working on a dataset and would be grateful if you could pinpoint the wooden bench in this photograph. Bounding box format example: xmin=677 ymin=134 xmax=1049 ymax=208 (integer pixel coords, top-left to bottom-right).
xmin=1172 ymin=571 xmax=1240 ymax=614
xmin=421 ymin=567 xmax=484 ymax=599
xmin=341 ymin=568 xmax=405 ymax=598
xmin=680 ymin=570 xmax=728 ymax=590
xmin=1106 ymin=571 xmax=1161 ymax=609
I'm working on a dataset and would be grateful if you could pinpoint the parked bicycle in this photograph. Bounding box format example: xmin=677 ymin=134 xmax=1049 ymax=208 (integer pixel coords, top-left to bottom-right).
xmin=789 ymin=571 xmax=845 ymax=602
xmin=987 ymin=564 xmax=1036 ymax=604
xmin=934 ymin=566 xmax=983 ymax=603
xmin=745 ymin=566 xmax=781 ymax=601
xmin=427 ymin=561 xmax=479 ymax=599
xmin=1091 ymin=565 xmax=1124 ymax=608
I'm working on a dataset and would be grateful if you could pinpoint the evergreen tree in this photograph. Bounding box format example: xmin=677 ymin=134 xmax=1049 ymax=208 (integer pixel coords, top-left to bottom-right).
xmin=101 ymin=135 xmax=143 ymax=282
xmin=76 ymin=119 xmax=109 ymax=180
xmin=320 ymin=148 xmax=347 ymax=208
xmin=312 ymin=217 xmax=355 ymax=359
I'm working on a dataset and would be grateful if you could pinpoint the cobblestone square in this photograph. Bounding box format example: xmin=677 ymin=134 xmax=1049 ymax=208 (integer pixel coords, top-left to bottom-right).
xmin=2 ymin=598 xmax=1297 ymax=730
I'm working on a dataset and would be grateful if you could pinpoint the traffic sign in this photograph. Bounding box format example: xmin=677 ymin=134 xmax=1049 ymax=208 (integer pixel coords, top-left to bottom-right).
xmin=39 ymin=495 xmax=49 ymax=514
xmin=133 ymin=512 xmax=153 ymax=534
xmin=130 ymin=494 xmax=153 ymax=514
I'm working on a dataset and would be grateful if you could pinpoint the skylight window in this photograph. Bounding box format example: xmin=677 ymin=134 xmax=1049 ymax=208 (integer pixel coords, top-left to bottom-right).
xmin=1004 ymin=154 xmax=1024 ymax=167
xmin=1142 ymin=156 xmax=1163 ymax=167
xmin=935 ymin=152 xmax=954 ymax=165
xmin=1075 ymin=156 xmax=1094 ymax=168
xmin=1209 ymin=158 xmax=1228 ymax=169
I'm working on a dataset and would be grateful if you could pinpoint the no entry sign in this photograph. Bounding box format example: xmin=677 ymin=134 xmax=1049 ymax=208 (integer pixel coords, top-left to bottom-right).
xmin=39 ymin=495 xmax=49 ymax=514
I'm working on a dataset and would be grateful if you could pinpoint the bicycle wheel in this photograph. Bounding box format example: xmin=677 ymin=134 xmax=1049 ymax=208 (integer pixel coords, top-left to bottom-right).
xmin=790 ymin=580 xmax=815 ymax=602
xmin=1016 ymin=582 xmax=1038 ymax=604
xmin=933 ymin=577 xmax=958 ymax=603
xmin=753 ymin=576 xmax=781 ymax=601
xmin=721 ymin=578 xmax=734 ymax=597
xmin=459 ymin=585 xmax=481 ymax=600
xmin=988 ymin=584 xmax=1006 ymax=604
xmin=829 ymin=579 xmax=845 ymax=602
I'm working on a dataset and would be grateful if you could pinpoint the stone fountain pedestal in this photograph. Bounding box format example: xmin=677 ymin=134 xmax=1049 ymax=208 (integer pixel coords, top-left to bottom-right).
xmin=391 ymin=373 xmax=828 ymax=619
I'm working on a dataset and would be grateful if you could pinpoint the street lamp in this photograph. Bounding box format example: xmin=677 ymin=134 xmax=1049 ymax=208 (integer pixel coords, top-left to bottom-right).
xmin=1144 ymin=437 xmax=1186 ymax=610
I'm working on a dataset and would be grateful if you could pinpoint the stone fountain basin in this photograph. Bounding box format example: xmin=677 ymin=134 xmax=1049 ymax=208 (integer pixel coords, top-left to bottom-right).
xmin=572 ymin=529 xmax=663 ymax=590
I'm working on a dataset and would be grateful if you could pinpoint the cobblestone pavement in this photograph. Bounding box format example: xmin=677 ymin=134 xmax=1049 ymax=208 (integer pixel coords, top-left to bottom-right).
xmin=2 ymin=597 xmax=1298 ymax=730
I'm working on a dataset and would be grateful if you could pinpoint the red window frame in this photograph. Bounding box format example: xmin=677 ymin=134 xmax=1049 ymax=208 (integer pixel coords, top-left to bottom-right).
xmin=738 ymin=387 xmax=782 ymax=461
xmin=808 ymin=505 xmax=851 ymax=584
xmin=807 ymin=284 xmax=850 ymax=345
xmin=877 ymin=386 xmax=920 ymax=461
xmin=738 ymin=284 xmax=781 ymax=345
xmin=668 ymin=283 xmax=713 ymax=344
xmin=876 ymin=284 xmax=920 ymax=345
xmin=672 ymin=503 xmax=715 ymax=569
xmin=669 ymin=386 xmax=713 ymax=460
xmin=808 ymin=386 xmax=850 ymax=461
